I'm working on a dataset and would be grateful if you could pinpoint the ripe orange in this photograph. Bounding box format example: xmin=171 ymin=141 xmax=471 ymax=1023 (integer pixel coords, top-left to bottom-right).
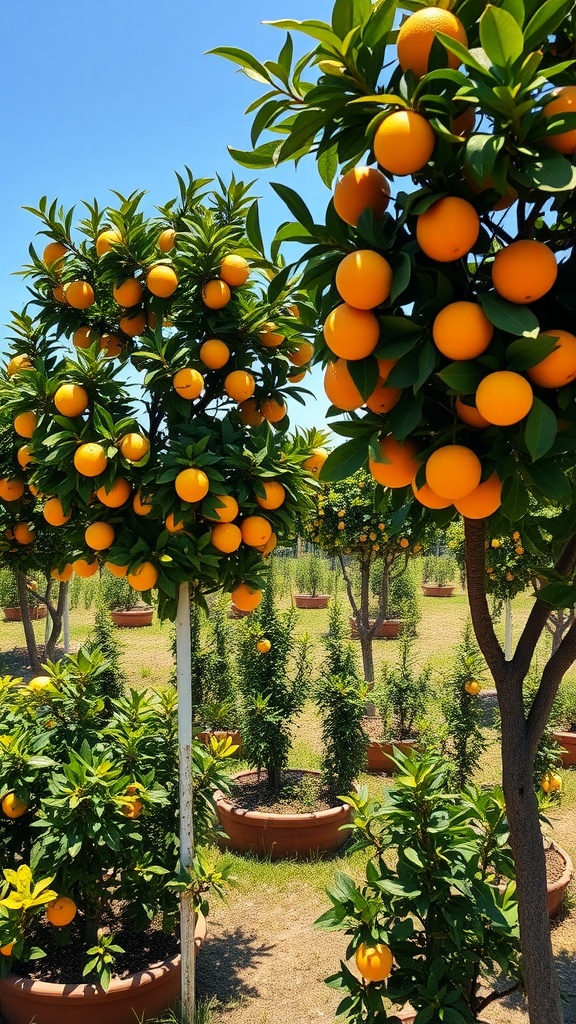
xmin=259 ymin=531 xmax=277 ymax=555
xmin=454 ymin=474 xmax=503 ymax=518
xmin=7 ymin=354 xmax=32 ymax=376
xmin=455 ymin=397 xmax=491 ymax=429
xmin=158 ymin=228 xmax=176 ymax=252
xmin=475 ymin=371 xmax=533 ymax=426
xmin=43 ymin=240 xmax=68 ymax=267
xmin=132 ymin=492 xmax=153 ymax=516
xmin=96 ymin=477 xmax=132 ymax=507
xmin=1 ymin=942 xmax=15 ymax=957
xmin=173 ymin=367 xmax=204 ymax=400
xmin=73 ymin=326 xmax=99 ymax=349
xmin=53 ymin=285 xmax=67 ymax=304
xmin=324 ymin=304 xmax=380 ymax=360
xmin=119 ymin=433 xmax=150 ymax=462
xmin=259 ymin=324 xmax=284 ymax=348
xmin=257 ymin=638 xmax=271 ymax=653
xmin=2 ymin=792 xmax=27 ymax=818
xmin=0 ymin=478 xmax=25 ymax=501
xmin=119 ymin=311 xmax=146 ymax=337
xmin=377 ymin=358 xmax=398 ymax=381
xmin=200 ymin=338 xmax=230 ymax=369
xmin=542 ymin=86 xmax=576 ymax=154
xmin=411 ymin=480 xmax=452 ymax=509
xmin=17 ymin=445 xmax=34 ymax=469
xmin=335 ymin=250 xmax=393 ymax=310
xmin=425 ymin=445 xmax=482 ymax=500
xmin=65 ymin=281 xmax=95 ymax=309
xmin=127 ymin=561 xmax=158 ymax=591
xmin=324 ymin=359 xmax=363 ymax=411
xmin=147 ymin=264 xmax=178 ymax=298
xmin=46 ymin=897 xmax=77 ymax=927
xmin=303 ymin=449 xmax=328 ymax=477
xmin=231 ymin=583 xmax=262 ymax=612
xmin=85 ymin=522 xmax=115 ymax=550
xmin=113 ymin=278 xmax=143 ymax=307
xmin=289 ymin=342 xmax=314 ymax=367
xmin=43 ymin=497 xmax=71 ymax=526
xmin=96 ymin=229 xmax=122 ymax=255
xmin=225 ymin=370 xmax=256 ymax=402
xmin=175 ymin=467 xmax=210 ymax=503
xmin=202 ymin=279 xmax=231 ymax=309
xmin=13 ymin=411 xmax=38 ymax=438
xmin=491 ymin=240 xmax=557 ymax=304
xmin=369 ymin=435 xmax=420 ymax=488
xmin=541 ymin=771 xmax=562 ymax=793
xmin=220 ymin=254 xmax=250 ymax=286
xmin=240 ymin=515 xmax=272 ymax=547
xmin=333 ymin=166 xmax=390 ymax=227
xmin=73 ymin=558 xmax=99 ymax=578
xmin=288 ymin=368 xmax=306 ymax=383
xmin=105 ymin=562 xmax=128 ymax=578
xmin=51 ymin=564 xmax=74 ymax=582
xmin=165 ymin=512 xmax=185 ymax=533
xmin=397 ymin=7 xmax=467 ymax=79
xmin=14 ymin=523 xmax=35 ymax=545
xmin=527 ymin=330 xmax=576 ymax=388
xmin=355 ymin=942 xmax=393 ymax=983
xmin=54 ymin=383 xmax=89 ymax=418
xmin=465 ymin=680 xmax=482 ymax=695
xmin=255 ymin=481 xmax=286 ymax=510
xmin=122 ymin=798 xmax=144 ymax=818
xmin=211 ymin=522 xmax=242 ymax=553
xmin=101 ymin=333 xmax=125 ymax=358
xmin=260 ymin=398 xmax=287 ymax=423
xmin=204 ymin=493 xmax=239 ymax=523
xmin=74 ymin=442 xmax=108 ymax=477
xmin=416 ymin=197 xmax=480 ymax=262
xmin=432 ymin=302 xmax=493 ymax=360
xmin=374 ymin=110 xmax=436 ymax=176
xmin=239 ymin=398 xmax=264 ymax=426
xmin=365 ymin=378 xmax=401 ymax=414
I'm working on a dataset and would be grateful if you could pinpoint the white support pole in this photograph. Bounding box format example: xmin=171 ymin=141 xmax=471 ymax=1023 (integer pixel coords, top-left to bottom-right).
xmin=63 ymin=585 xmax=70 ymax=654
xmin=176 ymin=582 xmax=195 ymax=1024
xmin=504 ymin=598 xmax=513 ymax=661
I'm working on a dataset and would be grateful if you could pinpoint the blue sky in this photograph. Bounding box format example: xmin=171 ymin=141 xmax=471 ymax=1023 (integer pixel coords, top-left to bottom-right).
xmin=0 ymin=0 xmax=335 ymax=431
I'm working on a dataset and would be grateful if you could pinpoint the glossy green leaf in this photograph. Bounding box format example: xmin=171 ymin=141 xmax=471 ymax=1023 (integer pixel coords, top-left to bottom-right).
xmin=319 ymin=437 xmax=368 ymax=481
xmin=505 ymin=334 xmax=558 ymax=371
xmin=524 ymin=397 xmax=557 ymax=461
xmin=347 ymin=356 xmax=380 ymax=399
xmin=437 ymin=361 xmax=485 ymax=394
xmin=480 ymin=5 xmax=524 ymax=66
xmin=479 ymin=293 xmax=539 ymax=337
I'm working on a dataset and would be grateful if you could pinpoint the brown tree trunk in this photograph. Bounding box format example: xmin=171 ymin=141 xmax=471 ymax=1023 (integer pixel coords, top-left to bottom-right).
xmin=17 ymin=571 xmax=42 ymax=673
xmin=45 ymin=580 xmax=67 ymax=660
xmin=358 ymin=561 xmax=375 ymax=682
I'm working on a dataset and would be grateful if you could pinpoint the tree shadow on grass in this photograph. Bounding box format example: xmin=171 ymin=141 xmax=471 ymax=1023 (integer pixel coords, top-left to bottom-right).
xmin=488 ymin=945 xmax=576 ymax=1023
xmin=196 ymin=923 xmax=275 ymax=1005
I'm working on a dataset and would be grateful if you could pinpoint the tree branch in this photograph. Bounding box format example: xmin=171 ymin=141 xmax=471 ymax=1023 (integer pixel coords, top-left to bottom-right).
xmin=338 ymin=553 xmax=359 ymax=619
xmin=464 ymin=518 xmax=506 ymax=679
xmin=527 ymin=615 xmax=576 ymax=757
xmin=477 ymin=983 xmax=520 ymax=1012
xmin=512 ymin=532 xmax=576 ymax=680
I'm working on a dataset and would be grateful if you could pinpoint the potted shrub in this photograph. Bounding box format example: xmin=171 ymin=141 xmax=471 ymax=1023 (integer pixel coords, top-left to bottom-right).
xmin=366 ymin=624 xmax=430 ymax=773
xmin=0 ymin=568 xmax=47 ymax=621
xmin=293 ymin=552 xmax=331 ymax=608
xmin=550 ymin=680 xmax=576 ymax=767
xmin=421 ymin=553 xmax=457 ymax=597
xmin=100 ymin=569 xmax=153 ymax=627
xmin=191 ymin=597 xmax=243 ymax=755
xmin=438 ymin=620 xmax=488 ymax=788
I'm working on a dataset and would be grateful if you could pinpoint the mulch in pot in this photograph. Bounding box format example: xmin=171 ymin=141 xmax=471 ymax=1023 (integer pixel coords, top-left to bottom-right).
xmin=228 ymin=769 xmax=339 ymax=814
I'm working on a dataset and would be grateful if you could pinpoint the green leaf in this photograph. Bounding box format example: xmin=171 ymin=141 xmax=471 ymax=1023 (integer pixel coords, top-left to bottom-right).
xmin=501 ymin=0 xmax=525 ymax=25
xmin=505 ymin=334 xmax=558 ymax=371
xmin=465 ymin=133 xmax=505 ymax=186
xmin=436 ymin=33 xmax=494 ymax=77
xmin=518 ymin=151 xmax=576 ymax=192
xmin=528 ymin=460 xmax=571 ymax=502
xmin=524 ymin=397 xmax=557 ymax=461
xmin=480 ymin=5 xmax=524 ymax=66
xmin=500 ymin=475 xmax=530 ymax=520
xmin=264 ymin=19 xmax=343 ymax=48
xmin=347 ymin=357 xmax=379 ymax=399
xmin=389 ymin=252 xmax=411 ymax=303
xmin=270 ymin=183 xmax=316 ymax=232
xmin=319 ymin=438 xmax=368 ymax=481
xmin=245 ymin=201 xmax=264 ymax=255
xmin=479 ymin=293 xmax=539 ymax=337
xmin=437 ymin=361 xmax=485 ymax=394
xmin=228 ymin=141 xmax=281 ymax=169
xmin=207 ymin=47 xmax=273 ymax=82
xmin=318 ymin=144 xmax=339 ymax=189
xmin=524 ymin=0 xmax=572 ymax=51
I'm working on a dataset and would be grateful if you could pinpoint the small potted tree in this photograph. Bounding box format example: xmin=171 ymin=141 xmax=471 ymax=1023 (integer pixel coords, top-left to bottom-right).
xmin=549 ymin=681 xmax=576 ymax=767
xmin=191 ymin=596 xmax=243 ymax=755
xmin=0 ymin=568 xmax=47 ymax=621
xmin=421 ymin=553 xmax=458 ymax=597
xmin=293 ymin=552 xmax=331 ymax=608
xmin=100 ymin=568 xmax=153 ymax=627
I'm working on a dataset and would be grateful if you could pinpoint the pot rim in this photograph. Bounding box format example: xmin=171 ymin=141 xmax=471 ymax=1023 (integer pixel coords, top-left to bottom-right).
xmin=546 ymin=841 xmax=574 ymax=895
xmin=215 ymin=769 xmax=352 ymax=823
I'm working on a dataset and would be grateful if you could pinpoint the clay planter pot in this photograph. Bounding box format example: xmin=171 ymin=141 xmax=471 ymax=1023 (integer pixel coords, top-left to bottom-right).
xmin=0 ymin=913 xmax=206 ymax=1024
xmin=3 ymin=606 xmax=47 ymax=621
xmin=110 ymin=608 xmax=153 ymax=627
xmin=197 ymin=729 xmax=243 ymax=757
xmin=399 ymin=1011 xmax=490 ymax=1024
xmin=350 ymin=617 xmax=402 ymax=640
xmin=551 ymin=730 xmax=576 ymax=767
xmin=215 ymin=769 xmax=353 ymax=860
xmin=228 ymin=604 xmax=251 ymax=619
xmin=366 ymin=738 xmax=418 ymax=774
xmin=422 ymin=585 xmax=455 ymax=598
xmin=294 ymin=594 xmax=330 ymax=609
xmin=545 ymin=842 xmax=573 ymax=917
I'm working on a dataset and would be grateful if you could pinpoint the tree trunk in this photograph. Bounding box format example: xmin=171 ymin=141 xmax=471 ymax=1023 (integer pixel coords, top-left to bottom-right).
xmin=45 ymin=580 xmax=67 ymax=660
xmin=16 ymin=571 xmax=42 ymax=672
xmin=359 ymin=561 xmax=375 ymax=683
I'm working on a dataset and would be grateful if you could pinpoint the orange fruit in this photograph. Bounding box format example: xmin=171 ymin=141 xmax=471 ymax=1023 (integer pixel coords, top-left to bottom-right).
xmin=324 ymin=304 xmax=380 ymax=360
xmin=53 ymin=285 xmax=67 ymax=304
xmin=289 ymin=342 xmax=314 ymax=367
xmin=465 ymin=680 xmax=482 ymax=695
xmin=303 ymin=449 xmax=328 ymax=477
xmin=333 ymin=167 xmax=390 ymax=227
xmin=491 ymin=240 xmax=557 ymax=304
xmin=127 ymin=561 xmax=158 ymax=591
xmin=211 ymin=522 xmax=243 ymax=553
xmin=335 ymin=250 xmax=393 ymax=310
xmin=231 ymin=583 xmax=262 ymax=612
xmin=105 ymin=562 xmax=128 ymax=578
xmin=355 ymin=942 xmax=393 ymax=983
xmin=374 ymin=110 xmax=436 ymax=176
xmin=542 ymin=86 xmax=576 ymax=154
xmin=173 ymin=367 xmax=204 ymax=400
xmin=74 ymin=443 xmax=108 ymax=477
xmin=220 ymin=254 xmax=250 ymax=286
xmin=288 ymin=369 xmax=306 ymax=383
xmin=455 ymin=397 xmax=491 ymax=429
xmin=147 ymin=264 xmax=178 ymax=298
xmin=7 ymin=354 xmax=32 ymax=376
xmin=17 ymin=446 xmax=34 ymax=469
xmin=541 ymin=771 xmax=562 ymax=793
xmin=85 ymin=522 xmax=115 ymax=550
xmin=397 ymin=7 xmax=467 ymax=79
xmin=411 ymin=480 xmax=452 ymax=509
xmin=454 ymin=474 xmax=503 ymax=518
xmin=175 ymin=467 xmax=210 ymax=503
xmin=203 ymin=493 xmax=239 ymax=523
xmin=133 ymin=492 xmax=153 ymax=516
xmin=369 ymin=435 xmax=420 ymax=488
xmin=200 ymin=338 xmax=230 ymax=369
xmin=73 ymin=558 xmax=99 ymax=578
xmin=158 ymin=228 xmax=176 ymax=253
xmin=258 ymin=531 xmax=277 ymax=555
xmin=46 ymin=897 xmax=77 ymax=927
xmin=202 ymin=279 xmax=231 ymax=309
xmin=0 ymin=478 xmax=25 ymax=501
xmin=475 ymin=371 xmax=533 ymax=426
xmin=96 ymin=478 xmax=132 ymax=508
xmin=239 ymin=398 xmax=264 ymax=426
xmin=257 ymin=638 xmax=271 ymax=653
xmin=165 ymin=512 xmax=185 ymax=533
xmin=101 ymin=335 xmax=124 ymax=359
xmin=14 ymin=523 xmax=35 ymax=545
xmin=240 ymin=515 xmax=272 ymax=547
xmin=119 ymin=433 xmax=149 ymax=462
xmin=255 ymin=481 xmax=286 ymax=510
xmin=527 ymin=330 xmax=576 ymax=388
xmin=96 ymin=229 xmax=121 ymax=255
xmin=64 ymin=281 xmax=95 ymax=310
xmin=377 ymin=358 xmax=398 ymax=381
xmin=119 ymin=311 xmax=146 ymax=337
xmin=260 ymin=398 xmax=287 ymax=423
xmin=453 ymin=107 xmax=476 ymax=136
xmin=364 ymin=379 xmax=401 ymax=414
xmin=73 ymin=326 xmax=99 ymax=350
xmin=113 ymin=278 xmax=143 ymax=307
xmin=27 ymin=482 xmax=40 ymax=497
xmin=54 ymin=383 xmax=89 ymax=418
xmin=417 ymin=197 xmax=480 ymax=262
xmin=1 ymin=942 xmax=15 ymax=957
xmin=43 ymin=497 xmax=71 ymax=526
xmin=225 ymin=370 xmax=256 ymax=402
xmin=2 ymin=792 xmax=27 ymax=818
xmin=432 ymin=302 xmax=493 ymax=360
xmin=324 ymin=360 xmax=363 ymax=411
xmin=13 ymin=411 xmax=38 ymax=438
xmin=425 ymin=444 xmax=482 ymax=500
xmin=122 ymin=798 xmax=144 ymax=818
xmin=43 ymin=240 xmax=68 ymax=267
xmin=259 ymin=324 xmax=284 ymax=349
xmin=51 ymin=564 xmax=74 ymax=582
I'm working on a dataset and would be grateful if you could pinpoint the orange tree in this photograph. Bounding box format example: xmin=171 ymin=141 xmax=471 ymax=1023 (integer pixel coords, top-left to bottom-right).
xmin=215 ymin=3 xmax=576 ymax=1020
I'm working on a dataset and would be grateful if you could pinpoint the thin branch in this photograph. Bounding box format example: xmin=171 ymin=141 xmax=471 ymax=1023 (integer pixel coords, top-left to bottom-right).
xmin=512 ymin=532 xmax=576 ymax=680
xmin=527 ymin=615 xmax=576 ymax=757
xmin=337 ymin=552 xmax=359 ymax=619
xmin=464 ymin=518 xmax=506 ymax=679
xmin=477 ymin=983 xmax=520 ymax=1012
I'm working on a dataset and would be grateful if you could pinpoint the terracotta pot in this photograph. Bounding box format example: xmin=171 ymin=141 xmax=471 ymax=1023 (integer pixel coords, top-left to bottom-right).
xmin=551 ymin=730 xmax=576 ymax=767
xmin=398 ymin=1011 xmax=490 ymax=1024
xmin=545 ymin=842 xmax=573 ymax=917
xmin=215 ymin=769 xmax=353 ymax=860
xmin=228 ymin=604 xmax=251 ymax=619
xmin=3 ymin=606 xmax=47 ymax=621
xmin=197 ymin=729 xmax=243 ymax=757
xmin=0 ymin=914 xmax=206 ymax=1024
xmin=366 ymin=739 xmax=418 ymax=774
xmin=110 ymin=608 xmax=153 ymax=627
xmin=421 ymin=585 xmax=455 ymax=598
xmin=294 ymin=594 xmax=330 ymax=609
xmin=349 ymin=617 xmax=402 ymax=640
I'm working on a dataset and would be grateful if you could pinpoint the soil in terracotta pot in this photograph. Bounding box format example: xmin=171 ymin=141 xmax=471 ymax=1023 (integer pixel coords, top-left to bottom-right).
xmin=545 ymin=845 xmax=568 ymax=885
xmin=362 ymin=715 xmax=415 ymax=745
xmin=228 ymin=770 xmax=339 ymax=814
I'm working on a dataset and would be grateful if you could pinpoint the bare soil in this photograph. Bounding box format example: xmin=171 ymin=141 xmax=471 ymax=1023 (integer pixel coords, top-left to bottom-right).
xmin=228 ymin=771 xmax=338 ymax=814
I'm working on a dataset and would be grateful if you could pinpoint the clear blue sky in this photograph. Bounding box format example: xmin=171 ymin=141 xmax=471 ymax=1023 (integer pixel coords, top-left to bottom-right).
xmin=0 ymin=0 xmax=334 ymax=432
